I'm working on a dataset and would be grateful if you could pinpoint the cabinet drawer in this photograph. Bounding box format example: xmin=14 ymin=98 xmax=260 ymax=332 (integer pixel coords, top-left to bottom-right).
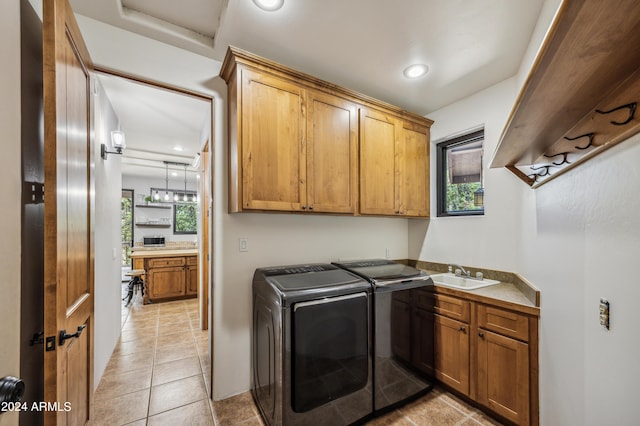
xmin=477 ymin=304 xmax=529 ymax=342
xmin=433 ymin=294 xmax=470 ymax=323
xmin=186 ymin=256 xmax=198 ymax=266
xmin=147 ymin=257 xmax=185 ymax=268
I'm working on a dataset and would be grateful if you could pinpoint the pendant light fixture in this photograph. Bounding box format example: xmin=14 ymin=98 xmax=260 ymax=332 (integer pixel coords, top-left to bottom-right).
xmin=183 ymin=165 xmax=188 ymax=202
xmin=163 ymin=162 xmax=170 ymax=202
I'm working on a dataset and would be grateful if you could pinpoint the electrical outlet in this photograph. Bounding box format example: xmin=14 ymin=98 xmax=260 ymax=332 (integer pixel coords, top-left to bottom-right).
xmin=599 ymin=298 xmax=610 ymax=330
xmin=239 ymin=237 xmax=249 ymax=252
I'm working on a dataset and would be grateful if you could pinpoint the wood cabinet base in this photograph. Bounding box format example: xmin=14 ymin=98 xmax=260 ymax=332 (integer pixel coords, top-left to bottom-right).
xmin=427 ymin=290 xmax=539 ymax=425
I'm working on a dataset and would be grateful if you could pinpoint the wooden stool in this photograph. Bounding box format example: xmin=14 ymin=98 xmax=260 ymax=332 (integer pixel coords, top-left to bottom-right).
xmin=124 ymin=269 xmax=146 ymax=306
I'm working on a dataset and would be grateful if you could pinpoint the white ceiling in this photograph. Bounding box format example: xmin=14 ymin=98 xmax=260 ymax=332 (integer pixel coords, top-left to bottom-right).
xmin=72 ymin=0 xmax=547 ymax=177
xmin=97 ymin=73 xmax=210 ymax=180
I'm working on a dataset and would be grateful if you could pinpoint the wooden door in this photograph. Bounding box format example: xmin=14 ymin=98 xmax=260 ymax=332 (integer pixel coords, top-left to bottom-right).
xmin=241 ymin=68 xmax=306 ymax=211
xmin=397 ymin=121 xmax=430 ymax=217
xmin=43 ymin=0 xmax=95 ymax=424
xmin=477 ymin=329 xmax=530 ymax=425
xmin=359 ymin=107 xmax=398 ymax=215
xmin=434 ymin=314 xmax=470 ymax=395
xmin=306 ymin=91 xmax=358 ymax=213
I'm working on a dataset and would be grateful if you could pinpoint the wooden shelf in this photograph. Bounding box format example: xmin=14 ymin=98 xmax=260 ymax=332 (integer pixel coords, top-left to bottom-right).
xmin=490 ymin=0 xmax=640 ymax=188
xmin=135 ymin=204 xmax=172 ymax=209
xmin=135 ymin=223 xmax=171 ymax=228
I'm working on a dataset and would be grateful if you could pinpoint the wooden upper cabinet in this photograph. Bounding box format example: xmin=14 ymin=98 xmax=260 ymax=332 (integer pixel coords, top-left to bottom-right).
xmin=220 ymin=46 xmax=432 ymax=216
xmin=306 ymin=90 xmax=358 ymax=213
xmin=359 ymin=107 xmax=398 ymax=215
xmin=240 ymin=69 xmax=306 ymax=211
xmin=398 ymin=121 xmax=430 ymax=217
xmin=360 ymin=107 xmax=430 ymax=217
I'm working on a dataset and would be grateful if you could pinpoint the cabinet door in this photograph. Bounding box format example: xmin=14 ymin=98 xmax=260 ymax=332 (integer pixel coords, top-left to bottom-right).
xmin=241 ymin=69 xmax=306 ymax=211
xmin=390 ymin=298 xmax=412 ymax=363
xmin=148 ymin=266 xmax=185 ymax=300
xmin=412 ymin=307 xmax=435 ymax=376
xmin=434 ymin=314 xmax=470 ymax=395
xmin=359 ymin=107 xmax=398 ymax=215
xmin=186 ymin=264 xmax=198 ymax=295
xmin=306 ymin=91 xmax=358 ymax=213
xmin=397 ymin=121 xmax=430 ymax=217
xmin=477 ymin=329 xmax=530 ymax=425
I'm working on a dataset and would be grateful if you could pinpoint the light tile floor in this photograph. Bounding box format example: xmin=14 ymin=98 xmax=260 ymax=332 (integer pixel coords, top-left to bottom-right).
xmin=95 ymin=285 xmax=502 ymax=425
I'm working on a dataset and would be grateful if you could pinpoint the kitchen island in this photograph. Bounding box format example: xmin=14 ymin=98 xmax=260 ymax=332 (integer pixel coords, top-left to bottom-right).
xmin=130 ymin=248 xmax=198 ymax=304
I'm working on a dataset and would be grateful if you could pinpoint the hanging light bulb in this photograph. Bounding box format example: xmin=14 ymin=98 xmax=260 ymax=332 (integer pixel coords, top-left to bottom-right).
xmin=153 ymin=190 xmax=160 ymax=201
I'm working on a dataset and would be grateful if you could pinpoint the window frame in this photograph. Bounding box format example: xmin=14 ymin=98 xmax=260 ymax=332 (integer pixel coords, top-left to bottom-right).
xmin=436 ymin=129 xmax=485 ymax=217
xmin=173 ymin=203 xmax=197 ymax=235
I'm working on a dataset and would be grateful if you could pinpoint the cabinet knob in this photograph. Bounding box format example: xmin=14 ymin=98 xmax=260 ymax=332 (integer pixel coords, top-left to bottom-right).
xmin=478 ymin=332 xmax=485 ymax=338
xmin=308 ymin=205 xmax=313 ymax=210
xmin=301 ymin=205 xmax=307 ymax=210
xmin=459 ymin=326 xmax=466 ymax=332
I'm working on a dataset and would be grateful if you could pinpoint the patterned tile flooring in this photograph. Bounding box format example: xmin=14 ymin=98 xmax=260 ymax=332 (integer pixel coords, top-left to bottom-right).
xmin=94 ymin=286 xmax=502 ymax=425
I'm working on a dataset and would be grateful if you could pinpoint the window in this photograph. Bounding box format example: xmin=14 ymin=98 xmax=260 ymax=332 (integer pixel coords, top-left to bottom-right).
xmin=173 ymin=203 xmax=197 ymax=234
xmin=436 ymin=129 xmax=484 ymax=217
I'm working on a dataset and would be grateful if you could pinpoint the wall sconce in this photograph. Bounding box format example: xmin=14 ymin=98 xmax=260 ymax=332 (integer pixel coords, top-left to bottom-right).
xmin=101 ymin=130 xmax=126 ymax=159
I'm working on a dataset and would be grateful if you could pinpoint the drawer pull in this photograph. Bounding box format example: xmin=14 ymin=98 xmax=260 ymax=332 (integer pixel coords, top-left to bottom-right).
xmin=478 ymin=332 xmax=485 ymax=338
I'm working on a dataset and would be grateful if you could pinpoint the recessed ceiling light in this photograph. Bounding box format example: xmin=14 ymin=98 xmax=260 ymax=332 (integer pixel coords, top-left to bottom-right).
xmin=252 ymin=0 xmax=284 ymax=11
xmin=403 ymin=63 xmax=429 ymax=79
xmin=171 ymin=171 xmax=178 ymax=177
xmin=172 ymin=146 xmax=183 ymax=152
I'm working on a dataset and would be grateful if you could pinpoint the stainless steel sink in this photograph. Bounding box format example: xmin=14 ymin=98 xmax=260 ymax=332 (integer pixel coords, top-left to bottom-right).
xmin=430 ymin=273 xmax=500 ymax=290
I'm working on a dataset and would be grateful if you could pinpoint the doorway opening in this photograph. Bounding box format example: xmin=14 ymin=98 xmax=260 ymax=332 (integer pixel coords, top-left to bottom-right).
xmin=94 ymin=67 xmax=214 ymax=398
xmin=121 ymin=188 xmax=134 ymax=281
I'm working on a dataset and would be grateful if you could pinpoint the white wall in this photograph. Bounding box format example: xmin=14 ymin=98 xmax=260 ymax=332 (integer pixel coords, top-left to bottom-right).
xmin=122 ymin=175 xmax=200 ymax=245
xmin=0 ymin=1 xmax=22 ymax=425
xmin=93 ymin=80 xmax=123 ymax=389
xmin=408 ymin=77 xmax=522 ymax=271
xmin=519 ymin=136 xmax=640 ymax=425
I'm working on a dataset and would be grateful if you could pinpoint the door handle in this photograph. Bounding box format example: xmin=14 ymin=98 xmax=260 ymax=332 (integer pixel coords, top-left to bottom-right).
xmin=0 ymin=376 xmax=25 ymax=405
xmin=59 ymin=324 xmax=87 ymax=345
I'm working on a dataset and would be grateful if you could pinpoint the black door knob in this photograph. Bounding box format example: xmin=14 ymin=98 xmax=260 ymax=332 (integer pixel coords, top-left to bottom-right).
xmin=0 ymin=376 xmax=25 ymax=405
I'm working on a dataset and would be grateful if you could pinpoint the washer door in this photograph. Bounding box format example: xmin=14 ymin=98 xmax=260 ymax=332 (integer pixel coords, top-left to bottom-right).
xmin=291 ymin=292 xmax=369 ymax=413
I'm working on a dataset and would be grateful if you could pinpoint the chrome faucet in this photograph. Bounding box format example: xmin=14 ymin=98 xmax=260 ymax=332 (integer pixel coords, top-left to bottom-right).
xmin=450 ymin=264 xmax=470 ymax=277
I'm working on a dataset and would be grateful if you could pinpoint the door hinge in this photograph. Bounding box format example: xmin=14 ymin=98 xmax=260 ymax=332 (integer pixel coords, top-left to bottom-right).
xmin=23 ymin=181 xmax=44 ymax=204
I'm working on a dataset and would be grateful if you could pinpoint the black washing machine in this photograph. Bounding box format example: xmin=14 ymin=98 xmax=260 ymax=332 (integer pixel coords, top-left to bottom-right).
xmin=252 ymin=264 xmax=373 ymax=425
xmin=333 ymin=259 xmax=435 ymax=414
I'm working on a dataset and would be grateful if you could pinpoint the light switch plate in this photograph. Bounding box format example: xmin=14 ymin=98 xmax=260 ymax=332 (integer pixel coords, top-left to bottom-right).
xmin=239 ymin=237 xmax=249 ymax=252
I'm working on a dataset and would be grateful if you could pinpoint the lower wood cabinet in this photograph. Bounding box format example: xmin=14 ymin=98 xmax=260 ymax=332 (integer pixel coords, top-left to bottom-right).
xmin=144 ymin=255 xmax=198 ymax=303
xmin=427 ymin=292 xmax=539 ymax=426
xmin=148 ymin=265 xmax=185 ymax=300
xmin=477 ymin=329 xmax=530 ymax=424
xmin=186 ymin=258 xmax=198 ymax=295
xmin=434 ymin=313 xmax=470 ymax=395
